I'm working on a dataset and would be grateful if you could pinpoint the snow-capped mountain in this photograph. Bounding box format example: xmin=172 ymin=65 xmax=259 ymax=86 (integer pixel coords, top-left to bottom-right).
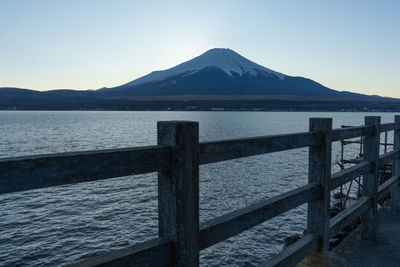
xmin=102 ymin=48 xmax=345 ymax=97
xmin=123 ymin=48 xmax=285 ymax=87
xmin=2 ymin=48 xmax=394 ymax=110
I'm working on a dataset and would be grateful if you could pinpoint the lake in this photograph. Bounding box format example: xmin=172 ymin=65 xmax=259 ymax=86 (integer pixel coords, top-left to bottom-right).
xmin=0 ymin=111 xmax=397 ymax=266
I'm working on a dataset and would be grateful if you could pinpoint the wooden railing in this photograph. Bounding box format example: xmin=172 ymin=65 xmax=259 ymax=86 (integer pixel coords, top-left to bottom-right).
xmin=1 ymin=115 xmax=400 ymax=267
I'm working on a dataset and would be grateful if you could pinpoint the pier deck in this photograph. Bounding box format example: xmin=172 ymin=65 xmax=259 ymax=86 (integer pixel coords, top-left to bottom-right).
xmin=333 ymin=207 xmax=400 ymax=267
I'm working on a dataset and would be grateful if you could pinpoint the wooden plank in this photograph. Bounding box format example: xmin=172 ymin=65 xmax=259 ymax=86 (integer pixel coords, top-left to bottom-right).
xmin=199 ymin=132 xmax=321 ymax=165
xmin=261 ymin=234 xmax=318 ymax=267
xmin=380 ymin=122 xmax=400 ymax=133
xmin=330 ymin=161 xmax=373 ymax=190
xmin=332 ymin=126 xmax=373 ymax=142
xmin=66 ymin=238 xmax=173 ymax=267
xmin=0 ymin=145 xmax=171 ymax=194
xmin=361 ymin=116 xmax=380 ymax=241
xmin=329 ymin=197 xmax=372 ymax=238
xmin=379 ymin=150 xmax=400 ymax=166
xmin=199 ymin=183 xmax=320 ymax=250
xmin=391 ymin=115 xmax=400 ymax=212
xmin=308 ymin=118 xmax=332 ymax=251
xmin=378 ymin=175 xmax=399 ymax=200
xmin=157 ymin=121 xmax=199 ymax=266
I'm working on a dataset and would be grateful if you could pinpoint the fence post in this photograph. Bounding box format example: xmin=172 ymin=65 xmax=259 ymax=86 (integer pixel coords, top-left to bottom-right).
xmin=391 ymin=115 xmax=400 ymax=212
xmin=157 ymin=121 xmax=200 ymax=266
xmin=308 ymin=118 xmax=332 ymax=252
xmin=361 ymin=116 xmax=380 ymax=240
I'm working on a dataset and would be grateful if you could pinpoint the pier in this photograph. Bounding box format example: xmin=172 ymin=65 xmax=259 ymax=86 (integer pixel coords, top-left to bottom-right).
xmin=1 ymin=115 xmax=399 ymax=266
xmin=332 ymin=207 xmax=400 ymax=267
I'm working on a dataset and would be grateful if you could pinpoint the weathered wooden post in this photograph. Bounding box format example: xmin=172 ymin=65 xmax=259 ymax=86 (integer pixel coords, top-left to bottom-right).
xmin=308 ymin=118 xmax=332 ymax=251
xmin=391 ymin=115 xmax=400 ymax=212
xmin=157 ymin=121 xmax=200 ymax=266
xmin=361 ymin=116 xmax=380 ymax=240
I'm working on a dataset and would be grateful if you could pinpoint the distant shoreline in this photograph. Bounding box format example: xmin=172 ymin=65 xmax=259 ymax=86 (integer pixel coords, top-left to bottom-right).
xmin=1 ymin=108 xmax=400 ymax=112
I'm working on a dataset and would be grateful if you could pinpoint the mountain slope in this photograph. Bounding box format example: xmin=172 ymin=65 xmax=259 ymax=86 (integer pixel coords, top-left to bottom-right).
xmin=1 ymin=48 xmax=398 ymax=110
xmin=101 ymin=48 xmax=358 ymax=98
xmin=122 ymin=48 xmax=285 ymax=87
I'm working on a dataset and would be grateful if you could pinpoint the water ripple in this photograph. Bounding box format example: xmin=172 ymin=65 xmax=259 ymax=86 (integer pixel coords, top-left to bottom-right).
xmin=0 ymin=111 xmax=396 ymax=266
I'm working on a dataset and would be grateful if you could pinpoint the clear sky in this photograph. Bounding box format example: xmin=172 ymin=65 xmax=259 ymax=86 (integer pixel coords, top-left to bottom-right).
xmin=1 ymin=0 xmax=399 ymax=97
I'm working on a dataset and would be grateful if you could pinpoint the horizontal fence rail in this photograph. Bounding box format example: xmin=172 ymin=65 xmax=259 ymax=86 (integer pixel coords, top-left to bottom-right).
xmin=0 ymin=145 xmax=171 ymax=194
xmin=379 ymin=150 xmax=400 ymax=166
xmin=1 ymin=116 xmax=399 ymax=267
xmin=261 ymin=234 xmax=318 ymax=267
xmin=380 ymin=122 xmax=400 ymax=132
xmin=329 ymin=197 xmax=372 ymax=238
xmin=330 ymin=161 xmax=373 ymax=190
xmin=66 ymin=238 xmax=173 ymax=267
xmin=332 ymin=125 xmax=373 ymax=142
xmin=199 ymin=183 xmax=320 ymax=250
xmin=199 ymin=131 xmax=321 ymax=165
xmin=378 ymin=175 xmax=400 ymax=200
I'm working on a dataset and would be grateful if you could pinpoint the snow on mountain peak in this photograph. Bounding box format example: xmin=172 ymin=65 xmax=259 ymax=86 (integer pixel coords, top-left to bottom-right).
xmin=124 ymin=48 xmax=285 ymax=87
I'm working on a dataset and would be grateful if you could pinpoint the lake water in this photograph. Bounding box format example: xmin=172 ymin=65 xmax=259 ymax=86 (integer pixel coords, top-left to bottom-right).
xmin=0 ymin=111 xmax=397 ymax=266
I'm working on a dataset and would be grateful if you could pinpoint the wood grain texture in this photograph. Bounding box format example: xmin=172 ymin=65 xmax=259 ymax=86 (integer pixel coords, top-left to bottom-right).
xmin=199 ymin=183 xmax=320 ymax=250
xmin=261 ymin=234 xmax=318 ymax=267
xmin=361 ymin=116 xmax=380 ymax=240
xmin=157 ymin=121 xmax=200 ymax=266
xmin=308 ymin=118 xmax=332 ymax=251
xmin=0 ymin=145 xmax=171 ymax=194
xmin=391 ymin=115 xmax=400 ymax=212
xmin=329 ymin=197 xmax=372 ymax=238
xmin=332 ymin=126 xmax=373 ymax=142
xmin=380 ymin=122 xmax=400 ymax=133
xmin=199 ymin=131 xmax=321 ymax=165
xmin=379 ymin=175 xmax=399 ymax=200
xmin=379 ymin=150 xmax=400 ymax=167
xmin=330 ymin=161 xmax=373 ymax=190
xmin=66 ymin=238 xmax=173 ymax=267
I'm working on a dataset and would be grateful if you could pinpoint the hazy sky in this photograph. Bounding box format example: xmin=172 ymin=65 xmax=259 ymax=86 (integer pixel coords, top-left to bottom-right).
xmin=1 ymin=0 xmax=399 ymax=97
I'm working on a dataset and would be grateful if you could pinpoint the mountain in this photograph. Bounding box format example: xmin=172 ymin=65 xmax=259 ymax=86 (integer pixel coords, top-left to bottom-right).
xmin=99 ymin=48 xmax=367 ymax=99
xmin=1 ymin=48 xmax=399 ymax=110
xmin=122 ymin=48 xmax=285 ymax=87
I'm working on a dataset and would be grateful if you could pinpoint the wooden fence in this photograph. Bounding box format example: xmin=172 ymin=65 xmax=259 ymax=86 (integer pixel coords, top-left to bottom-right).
xmin=1 ymin=115 xmax=400 ymax=266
